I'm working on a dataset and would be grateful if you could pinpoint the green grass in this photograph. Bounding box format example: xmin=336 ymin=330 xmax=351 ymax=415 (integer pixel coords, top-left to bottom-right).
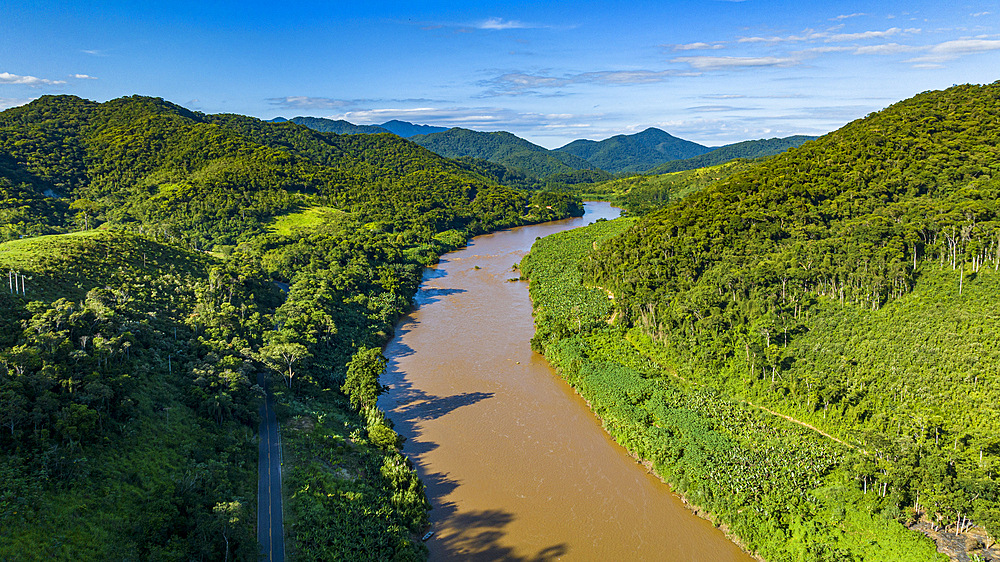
xmin=267 ymin=206 xmax=349 ymax=236
xmin=576 ymin=160 xmax=753 ymax=214
xmin=0 ymin=229 xmax=216 ymax=301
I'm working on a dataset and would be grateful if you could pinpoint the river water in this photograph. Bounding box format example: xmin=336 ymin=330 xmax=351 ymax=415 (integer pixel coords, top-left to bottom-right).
xmin=379 ymin=202 xmax=754 ymax=561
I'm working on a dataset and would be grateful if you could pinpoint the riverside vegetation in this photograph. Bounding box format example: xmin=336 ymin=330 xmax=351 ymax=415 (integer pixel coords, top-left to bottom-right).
xmin=523 ymin=83 xmax=1000 ymax=561
xmin=0 ymin=94 xmax=582 ymax=561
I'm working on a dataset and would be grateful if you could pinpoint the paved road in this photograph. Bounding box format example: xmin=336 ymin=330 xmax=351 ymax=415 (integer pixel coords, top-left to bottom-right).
xmin=258 ymin=372 xmax=284 ymax=562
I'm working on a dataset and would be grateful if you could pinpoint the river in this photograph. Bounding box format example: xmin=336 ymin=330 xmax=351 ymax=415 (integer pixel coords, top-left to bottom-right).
xmin=379 ymin=202 xmax=754 ymax=561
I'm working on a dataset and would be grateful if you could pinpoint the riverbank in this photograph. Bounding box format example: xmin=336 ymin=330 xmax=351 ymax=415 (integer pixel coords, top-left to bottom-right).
xmin=520 ymin=217 xmax=947 ymax=562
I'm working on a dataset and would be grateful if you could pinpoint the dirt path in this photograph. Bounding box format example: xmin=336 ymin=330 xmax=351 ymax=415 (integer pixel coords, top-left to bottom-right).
xmin=628 ymin=336 xmax=853 ymax=449
xmin=742 ymin=399 xmax=851 ymax=448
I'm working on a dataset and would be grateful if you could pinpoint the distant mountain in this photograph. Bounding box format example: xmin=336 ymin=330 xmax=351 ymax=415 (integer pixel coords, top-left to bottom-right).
xmin=269 ymin=117 xmax=447 ymax=138
xmin=378 ymin=120 xmax=448 ymax=137
xmin=555 ymin=128 xmax=712 ymax=173
xmin=409 ymin=127 xmax=599 ymax=178
xmin=649 ymin=135 xmax=817 ymax=174
xmin=281 ymin=116 xmax=390 ymax=135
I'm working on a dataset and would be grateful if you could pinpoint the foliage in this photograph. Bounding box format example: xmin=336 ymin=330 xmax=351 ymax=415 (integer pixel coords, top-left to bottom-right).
xmin=410 ymin=127 xmax=598 ymax=179
xmin=575 ymin=160 xmax=755 ymax=216
xmin=648 ymin=135 xmax=816 ymax=175
xmin=286 ymin=116 xmax=390 ymax=135
xmin=0 ymin=93 xmax=585 ymax=560
xmin=524 ymin=216 xmax=947 ymax=561
xmin=528 ymin=82 xmax=1000 ymax=557
xmin=555 ymin=127 xmax=712 ymax=174
xmin=342 ymin=347 xmax=388 ymax=411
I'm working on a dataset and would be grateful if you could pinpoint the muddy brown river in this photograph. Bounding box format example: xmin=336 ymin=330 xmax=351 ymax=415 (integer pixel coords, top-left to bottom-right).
xmin=379 ymin=202 xmax=755 ymax=561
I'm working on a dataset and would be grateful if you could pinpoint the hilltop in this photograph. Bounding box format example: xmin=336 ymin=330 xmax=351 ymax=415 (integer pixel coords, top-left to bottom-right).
xmin=409 ymin=127 xmax=599 ymax=178
xmin=555 ymin=127 xmax=712 ymax=173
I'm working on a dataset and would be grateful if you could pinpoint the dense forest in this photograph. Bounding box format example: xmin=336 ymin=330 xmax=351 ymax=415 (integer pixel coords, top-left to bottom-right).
xmin=408 ymin=127 xmax=599 ymax=179
xmin=554 ymin=127 xmax=712 ymax=174
xmin=525 ymin=82 xmax=1000 ymax=561
xmin=647 ymin=135 xmax=816 ymax=175
xmin=0 ymin=94 xmax=582 ymax=561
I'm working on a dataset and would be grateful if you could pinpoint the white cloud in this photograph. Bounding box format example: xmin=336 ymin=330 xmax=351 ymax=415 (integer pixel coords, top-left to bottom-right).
xmin=905 ymin=38 xmax=1000 ymax=64
xmin=671 ymin=56 xmax=799 ymax=70
xmin=832 ymin=13 xmax=866 ymax=21
xmin=72 ymin=74 xmax=98 ymax=80
xmin=267 ymin=96 xmax=356 ymax=109
xmin=0 ymin=72 xmax=66 ymax=86
xmin=325 ymin=106 xmax=605 ymax=142
xmin=481 ymin=69 xmax=694 ymax=96
xmin=825 ymin=27 xmax=904 ymax=42
xmin=478 ymin=17 xmax=531 ymax=30
xmin=972 ymin=12 xmax=990 ymax=17
xmin=577 ymin=70 xmax=692 ymax=84
xmin=852 ymin=43 xmax=920 ymax=55
xmin=687 ymin=105 xmax=764 ymax=112
xmin=671 ymin=42 xmax=725 ymax=51
xmin=0 ymin=97 xmax=35 ymax=110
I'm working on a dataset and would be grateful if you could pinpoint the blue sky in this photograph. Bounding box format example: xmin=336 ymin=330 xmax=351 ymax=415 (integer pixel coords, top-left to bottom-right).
xmin=2 ymin=0 xmax=999 ymax=148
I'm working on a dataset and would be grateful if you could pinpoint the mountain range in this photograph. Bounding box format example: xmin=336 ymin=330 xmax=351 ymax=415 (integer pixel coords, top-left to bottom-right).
xmin=280 ymin=116 xmax=815 ymax=178
xmin=269 ymin=116 xmax=448 ymax=137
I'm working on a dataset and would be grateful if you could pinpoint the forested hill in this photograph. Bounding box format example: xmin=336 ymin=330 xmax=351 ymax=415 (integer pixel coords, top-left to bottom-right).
xmin=554 ymin=127 xmax=712 ymax=173
xmin=588 ymin=83 xmax=1000 ymax=315
xmin=378 ymin=120 xmax=448 ymax=137
xmin=647 ymin=134 xmax=816 ymax=174
xmin=409 ymin=127 xmax=599 ymax=178
xmin=577 ymin=82 xmax=1000 ymax=553
xmin=280 ymin=117 xmax=447 ymax=138
xmin=0 ymin=94 xmax=572 ymax=248
xmin=280 ymin=116 xmax=390 ymax=135
xmin=0 ymin=95 xmax=582 ymax=561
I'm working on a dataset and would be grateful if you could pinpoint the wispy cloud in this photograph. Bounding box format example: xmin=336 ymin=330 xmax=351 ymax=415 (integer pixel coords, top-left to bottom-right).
xmin=481 ymin=69 xmax=695 ymax=96
xmin=0 ymin=97 xmax=35 ymax=110
xmin=832 ymin=13 xmax=866 ymax=21
xmin=267 ymin=96 xmax=356 ymax=110
xmin=739 ymin=27 xmax=918 ymax=44
xmin=670 ymin=42 xmax=726 ymax=51
xmin=971 ymin=12 xmax=990 ymax=17
xmin=687 ymin=105 xmax=764 ymax=112
xmin=852 ymin=43 xmax=921 ymax=55
xmin=578 ymin=70 xmax=692 ymax=84
xmin=825 ymin=27 xmax=904 ymax=42
xmin=72 ymin=74 xmax=98 ymax=80
xmin=671 ymin=56 xmax=799 ymax=70
xmin=477 ymin=17 xmax=532 ymax=30
xmin=325 ymin=105 xmax=603 ymax=137
xmin=81 ymin=49 xmax=109 ymax=56
xmin=267 ymin=96 xmax=446 ymax=112
xmin=904 ymin=38 xmax=1000 ymax=65
xmin=0 ymin=72 xmax=66 ymax=86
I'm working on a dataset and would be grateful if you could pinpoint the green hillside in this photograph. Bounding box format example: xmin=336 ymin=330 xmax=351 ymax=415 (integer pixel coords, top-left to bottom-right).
xmin=577 ymin=160 xmax=755 ymax=216
xmin=0 ymin=95 xmax=583 ymax=561
xmin=648 ymin=135 xmax=817 ymax=174
xmin=523 ymin=82 xmax=1000 ymax=561
xmin=284 ymin=116 xmax=390 ymax=135
xmin=555 ymin=127 xmax=712 ymax=173
xmin=409 ymin=127 xmax=598 ymax=178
